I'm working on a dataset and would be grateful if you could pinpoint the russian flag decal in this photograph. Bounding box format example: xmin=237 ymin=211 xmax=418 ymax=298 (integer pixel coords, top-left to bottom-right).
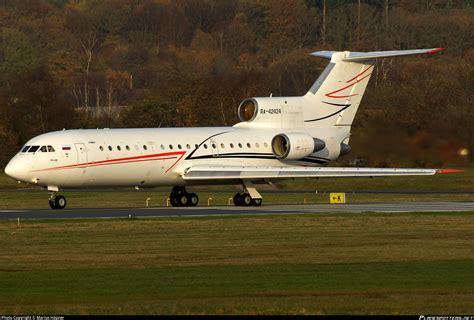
xmin=62 ymin=146 xmax=71 ymax=151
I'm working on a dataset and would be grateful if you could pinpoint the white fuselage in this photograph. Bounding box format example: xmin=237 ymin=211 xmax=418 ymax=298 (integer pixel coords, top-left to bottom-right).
xmin=6 ymin=48 xmax=443 ymax=192
xmin=6 ymin=126 xmax=344 ymax=189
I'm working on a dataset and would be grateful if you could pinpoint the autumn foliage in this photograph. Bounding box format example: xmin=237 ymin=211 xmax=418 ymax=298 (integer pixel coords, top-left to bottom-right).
xmin=0 ymin=0 xmax=472 ymax=166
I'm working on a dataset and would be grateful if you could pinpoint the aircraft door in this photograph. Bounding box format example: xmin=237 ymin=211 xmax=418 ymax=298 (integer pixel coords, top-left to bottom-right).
xmin=75 ymin=143 xmax=88 ymax=171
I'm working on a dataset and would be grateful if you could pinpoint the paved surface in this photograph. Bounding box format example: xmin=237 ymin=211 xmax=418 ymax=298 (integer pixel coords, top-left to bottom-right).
xmin=0 ymin=201 xmax=473 ymax=220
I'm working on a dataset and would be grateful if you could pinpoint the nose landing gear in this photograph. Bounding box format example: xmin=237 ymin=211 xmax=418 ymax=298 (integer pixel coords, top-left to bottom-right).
xmin=49 ymin=194 xmax=67 ymax=209
xmin=169 ymin=186 xmax=199 ymax=207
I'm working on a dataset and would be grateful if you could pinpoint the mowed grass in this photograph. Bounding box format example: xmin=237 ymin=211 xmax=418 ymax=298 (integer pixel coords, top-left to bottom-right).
xmin=0 ymin=212 xmax=473 ymax=314
xmin=0 ymin=190 xmax=473 ymax=209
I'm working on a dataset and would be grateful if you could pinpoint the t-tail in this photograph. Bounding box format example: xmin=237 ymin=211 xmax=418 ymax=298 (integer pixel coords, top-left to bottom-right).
xmin=303 ymin=48 xmax=445 ymax=128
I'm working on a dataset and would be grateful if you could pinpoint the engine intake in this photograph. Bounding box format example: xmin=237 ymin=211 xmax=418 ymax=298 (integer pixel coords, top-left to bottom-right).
xmin=238 ymin=98 xmax=258 ymax=122
xmin=271 ymin=133 xmax=325 ymax=160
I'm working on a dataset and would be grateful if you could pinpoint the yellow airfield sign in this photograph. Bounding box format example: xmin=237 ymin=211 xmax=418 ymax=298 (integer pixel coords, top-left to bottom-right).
xmin=330 ymin=193 xmax=346 ymax=204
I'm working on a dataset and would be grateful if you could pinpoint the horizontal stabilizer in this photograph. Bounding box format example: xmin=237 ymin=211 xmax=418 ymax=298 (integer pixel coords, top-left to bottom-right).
xmin=182 ymin=166 xmax=439 ymax=181
xmin=310 ymin=48 xmax=445 ymax=62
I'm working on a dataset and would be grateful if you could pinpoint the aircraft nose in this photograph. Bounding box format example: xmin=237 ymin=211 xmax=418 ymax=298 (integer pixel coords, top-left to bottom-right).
xmin=4 ymin=157 xmax=26 ymax=181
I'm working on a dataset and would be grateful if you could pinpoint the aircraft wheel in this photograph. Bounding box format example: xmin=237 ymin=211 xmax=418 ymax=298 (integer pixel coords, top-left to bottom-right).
xmin=49 ymin=199 xmax=57 ymax=209
xmin=179 ymin=194 xmax=189 ymax=206
xmin=188 ymin=193 xmax=199 ymax=207
xmin=251 ymin=198 xmax=263 ymax=206
xmin=233 ymin=193 xmax=243 ymax=206
xmin=170 ymin=194 xmax=181 ymax=207
xmin=242 ymin=193 xmax=252 ymax=206
xmin=54 ymin=195 xmax=67 ymax=210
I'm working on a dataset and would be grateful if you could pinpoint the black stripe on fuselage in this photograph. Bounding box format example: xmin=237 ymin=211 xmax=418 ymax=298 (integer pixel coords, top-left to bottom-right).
xmin=304 ymin=102 xmax=351 ymax=122
xmin=188 ymin=152 xmax=329 ymax=165
xmin=189 ymin=152 xmax=275 ymax=160
xmin=185 ymin=131 xmax=231 ymax=160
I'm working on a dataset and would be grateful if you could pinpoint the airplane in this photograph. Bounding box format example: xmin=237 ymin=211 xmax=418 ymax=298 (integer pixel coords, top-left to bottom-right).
xmin=4 ymin=47 xmax=456 ymax=209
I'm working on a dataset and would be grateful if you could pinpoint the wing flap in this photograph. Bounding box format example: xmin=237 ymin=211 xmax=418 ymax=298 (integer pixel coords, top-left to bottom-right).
xmin=182 ymin=166 xmax=438 ymax=181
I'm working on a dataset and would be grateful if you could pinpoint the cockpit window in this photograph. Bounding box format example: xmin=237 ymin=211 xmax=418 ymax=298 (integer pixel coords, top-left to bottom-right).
xmin=40 ymin=146 xmax=47 ymax=152
xmin=47 ymin=145 xmax=55 ymax=152
xmin=28 ymin=146 xmax=40 ymax=153
xmin=21 ymin=146 xmax=31 ymax=152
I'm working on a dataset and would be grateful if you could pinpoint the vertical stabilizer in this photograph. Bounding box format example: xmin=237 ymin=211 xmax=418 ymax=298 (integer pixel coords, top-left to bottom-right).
xmin=302 ymin=48 xmax=444 ymax=128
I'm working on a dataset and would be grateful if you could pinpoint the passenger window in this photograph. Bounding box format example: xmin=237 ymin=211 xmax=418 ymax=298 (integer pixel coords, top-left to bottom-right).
xmin=40 ymin=146 xmax=47 ymax=152
xmin=186 ymin=144 xmax=191 ymax=149
xmin=220 ymin=143 xmax=225 ymax=149
xmin=117 ymin=146 xmax=121 ymax=151
xmin=47 ymin=145 xmax=55 ymax=152
xmin=169 ymin=145 xmax=173 ymax=150
xmin=204 ymin=144 xmax=208 ymax=149
xmin=99 ymin=146 xmax=104 ymax=151
xmin=178 ymin=144 xmax=182 ymax=150
xmin=247 ymin=143 xmax=251 ymax=148
xmin=143 ymin=145 xmax=147 ymax=150
xmin=160 ymin=145 xmax=165 ymax=150
xmin=108 ymin=146 xmax=112 ymax=151
xmin=22 ymin=146 xmax=30 ymax=152
xmin=126 ymin=145 xmax=130 ymax=151
xmin=212 ymin=143 xmax=216 ymax=149
xmin=264 ymin=142 xmax=268 ymax=148
xmin=195 ymin=144 xmax=199 ymax=149
xmin=28 ymin=146 xmax=40 ymax=153
xmin=238 ymin=143 xmax=242 ymax=148
xmin=230 ymin=143 xmax=234 ymax=148
xmin=255 ymin=143 xmax=260 ymax=148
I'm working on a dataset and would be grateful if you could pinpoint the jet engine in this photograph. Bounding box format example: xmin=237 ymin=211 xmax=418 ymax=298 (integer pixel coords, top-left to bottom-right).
xmin=238 ymin=98 xmax=258 ymax=122
xmin=271 ymin=133 xmax=326 ymax=160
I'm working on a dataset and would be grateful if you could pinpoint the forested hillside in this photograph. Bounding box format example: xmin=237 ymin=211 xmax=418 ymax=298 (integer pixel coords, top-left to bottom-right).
xmin=0 ymin=0 xmax=472 ymax=167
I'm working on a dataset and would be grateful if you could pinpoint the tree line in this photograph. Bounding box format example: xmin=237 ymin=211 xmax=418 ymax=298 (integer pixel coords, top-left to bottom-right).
xmin=0 ymin=0 xmax=472 ymax=166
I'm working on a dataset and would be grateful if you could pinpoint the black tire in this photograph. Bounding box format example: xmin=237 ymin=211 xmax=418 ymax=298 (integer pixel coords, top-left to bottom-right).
xmin=251 ymin=198 xmax=263 ymax=206
xmin=233 ymin=193 xmax=242 ymax=206
xmin=170 ymin=195 xmax=180 ymax=207
xmin=179 ymin=195 xmax=188 ymax=206
xmin=188 ymin=193 xmax=199 ymax=206
xmin=242 ymin=193 xmax=252 ymax=206
xmin=49 ymin=199 xmax=56 ymax=209
xmin=54 ymin=195 xmax=67 ymax=209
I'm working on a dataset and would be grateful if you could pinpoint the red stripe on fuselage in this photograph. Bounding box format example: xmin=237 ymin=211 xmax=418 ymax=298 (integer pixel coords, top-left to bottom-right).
xmin=33 ymin=151 xmax=187 ymax=172
xmin=165 ymin=151 xmax=187 ymax=173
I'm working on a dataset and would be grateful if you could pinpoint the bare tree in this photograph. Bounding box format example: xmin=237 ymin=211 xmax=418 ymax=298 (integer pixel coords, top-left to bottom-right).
xmin=321 ymin=0 xmax=326 ymax=46
xmin=81 ymin=31 xmax=98 ymax=108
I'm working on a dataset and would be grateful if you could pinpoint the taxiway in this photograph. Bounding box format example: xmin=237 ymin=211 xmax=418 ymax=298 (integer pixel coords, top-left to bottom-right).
xmin=0 ymin=201 xmax=473 ymax=220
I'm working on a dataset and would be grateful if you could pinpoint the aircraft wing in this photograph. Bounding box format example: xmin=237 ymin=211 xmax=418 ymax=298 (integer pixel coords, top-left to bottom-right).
xmin=181 ymin=165 xmax=454 ymax=181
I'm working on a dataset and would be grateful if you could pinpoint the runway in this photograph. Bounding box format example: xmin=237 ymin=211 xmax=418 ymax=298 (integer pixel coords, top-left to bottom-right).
xmin=0 ymin=201 xmax=473 ymax=220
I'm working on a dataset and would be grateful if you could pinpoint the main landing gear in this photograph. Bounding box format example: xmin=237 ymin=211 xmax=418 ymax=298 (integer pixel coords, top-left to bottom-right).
xmin=168 ymin=182 xmax=263 ymax=207
xmin=233 ymin=181 xmax=263 ymax=207
xmin=49 ymin=193 xmax=67 ymax=209
xmin=169 ymin=186 xmax=199 ymax=207
xmin=233 ymin=193 xmax=262 ymax=206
